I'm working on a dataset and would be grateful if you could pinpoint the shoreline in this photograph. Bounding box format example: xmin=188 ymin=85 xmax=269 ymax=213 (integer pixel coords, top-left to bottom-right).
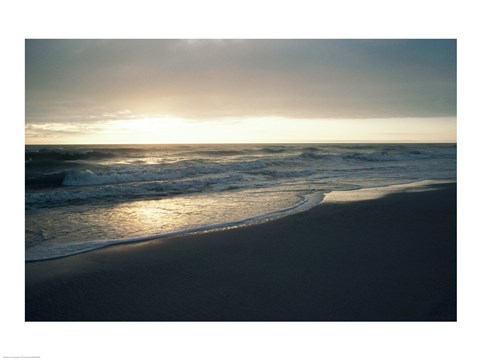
xmin=25 ymin=179 xmax=454 ymax=262
xmin=25 ymin=181 xmax=456 ymax=321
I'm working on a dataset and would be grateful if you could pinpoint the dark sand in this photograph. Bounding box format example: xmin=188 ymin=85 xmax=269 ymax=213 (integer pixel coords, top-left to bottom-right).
xmin=25 ymin=183 xmax=456 ymax=321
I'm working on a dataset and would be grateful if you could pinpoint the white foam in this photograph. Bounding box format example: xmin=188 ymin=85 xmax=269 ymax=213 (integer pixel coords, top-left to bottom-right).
xmin=60 ymin=160 xmax=267 ymax=187
xmin=323 ymin=179 xmax=454 ymax=203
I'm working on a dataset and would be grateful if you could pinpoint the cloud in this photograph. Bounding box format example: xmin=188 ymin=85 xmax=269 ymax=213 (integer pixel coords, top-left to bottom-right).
xmin=26 ymin=39 xmax=456 ymax=124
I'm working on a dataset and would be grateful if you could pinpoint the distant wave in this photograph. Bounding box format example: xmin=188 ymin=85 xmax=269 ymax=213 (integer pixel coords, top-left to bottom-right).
xmin=259 ymin=146 xmax=288 ymax=153
xmin=25 ymin=159 xmax=268 ymax=189
xmin=26 ymin=171 xmax=68 ymax=188
xmin=25 ymin=149 xmax=115 ymax=162
xmin=298 ymin=151 xmax=329 ymax=160
xmin=25 ymin=173 xmax=247 ymax=208
xmin=190 ymin=149 xmax=248 ymax=156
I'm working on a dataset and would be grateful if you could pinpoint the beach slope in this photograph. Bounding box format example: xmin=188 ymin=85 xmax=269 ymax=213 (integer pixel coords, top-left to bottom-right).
xmin=25 ymin=182 xmax=456 ymax=321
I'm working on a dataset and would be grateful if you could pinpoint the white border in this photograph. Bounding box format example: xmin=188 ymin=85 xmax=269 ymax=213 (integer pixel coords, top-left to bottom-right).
xmin=3 ymin=1 xmax=479 ymax=359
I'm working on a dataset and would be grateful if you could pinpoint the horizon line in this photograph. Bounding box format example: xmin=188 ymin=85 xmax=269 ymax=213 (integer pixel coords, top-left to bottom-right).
xmin=25 ymin=141 xmax=458 ymax=146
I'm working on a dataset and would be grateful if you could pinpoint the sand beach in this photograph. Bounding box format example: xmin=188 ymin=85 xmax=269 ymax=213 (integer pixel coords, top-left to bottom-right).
xmin=25 ymin=182 xmax=456 ymax=321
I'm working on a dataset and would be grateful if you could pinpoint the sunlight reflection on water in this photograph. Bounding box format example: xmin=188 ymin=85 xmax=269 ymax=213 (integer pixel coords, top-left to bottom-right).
xmin=26 ymin=188 xmax=303 ymax=249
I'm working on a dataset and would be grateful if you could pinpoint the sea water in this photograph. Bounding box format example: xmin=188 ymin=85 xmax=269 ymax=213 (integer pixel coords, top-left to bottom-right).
xmin=25 ymin=143 xmax=456 ymax=261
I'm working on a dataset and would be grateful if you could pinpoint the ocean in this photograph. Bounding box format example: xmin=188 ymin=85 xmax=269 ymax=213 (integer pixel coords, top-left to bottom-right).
xmin=25 ymin=143 xmax=456 ymax=261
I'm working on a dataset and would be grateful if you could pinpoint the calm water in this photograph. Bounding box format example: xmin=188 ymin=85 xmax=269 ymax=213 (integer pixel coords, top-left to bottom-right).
xmin=25 ymin=143 xmax=456 ymax=261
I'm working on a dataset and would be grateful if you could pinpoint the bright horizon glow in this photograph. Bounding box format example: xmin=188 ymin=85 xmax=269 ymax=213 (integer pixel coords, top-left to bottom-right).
xmin=25 ymin=40 xmax=456 ymax=144
xmin=25 ymin=115 xmax=457 ymax=145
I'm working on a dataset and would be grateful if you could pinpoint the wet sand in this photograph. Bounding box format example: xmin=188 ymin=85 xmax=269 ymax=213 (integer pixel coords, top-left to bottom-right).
xmin=25 ymin=182 xmax=456 ymax=321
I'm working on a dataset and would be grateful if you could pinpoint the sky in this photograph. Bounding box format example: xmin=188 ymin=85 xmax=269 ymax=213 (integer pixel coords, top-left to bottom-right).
xmin=25 ymin=39 xmax=456 ymax=144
